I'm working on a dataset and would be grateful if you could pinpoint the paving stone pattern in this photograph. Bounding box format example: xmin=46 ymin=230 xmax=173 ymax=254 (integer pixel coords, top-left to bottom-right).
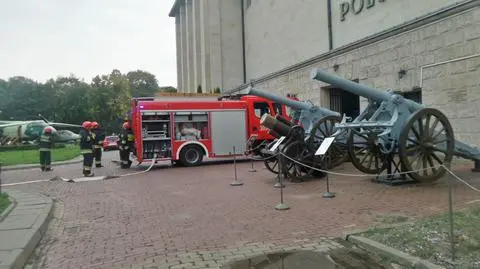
xmin=2 ymin=153 xmax=480 ymax=268
xmin=0 ymin=190 xmax=52 ymax=269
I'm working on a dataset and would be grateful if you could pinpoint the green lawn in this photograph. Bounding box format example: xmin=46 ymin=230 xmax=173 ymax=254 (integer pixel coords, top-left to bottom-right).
xmin=360 ymin=206 xmax=480 ymax=268
xmin=0 ymin=145 xmax=81 ymax=166
xmin=0 ymin=193 xmax=10 ymax=215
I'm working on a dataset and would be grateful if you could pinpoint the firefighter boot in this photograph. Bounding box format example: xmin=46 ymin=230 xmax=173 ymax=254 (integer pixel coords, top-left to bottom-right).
xmin=82 ymin=153 xmax=95 ymax=177
xmin=94 ymin=148 xmax=103 ymax=167
xmin=40 ymin=151 xmax=46 ymax=171
xmin=45 ymin=151 xmax=53 ymax=171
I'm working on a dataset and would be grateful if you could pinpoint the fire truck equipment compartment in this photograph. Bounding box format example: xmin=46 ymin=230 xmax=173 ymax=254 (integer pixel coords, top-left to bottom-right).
xmin=210 ymin=110 xmax=248 ymax=155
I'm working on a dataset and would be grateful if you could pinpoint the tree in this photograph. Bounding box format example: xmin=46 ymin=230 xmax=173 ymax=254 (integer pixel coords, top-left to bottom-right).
xmin=158 ymin=86 xmax=177 ymax=93
xmin=1 ymin=76 xmax=40 ymax=120
xmin=90 ymin=69 xmax=132 ymax=133
xmin=0 ymin=68 xmax=163 ymax=134
xmin=126 ymin=70 xmax=159 ymax=97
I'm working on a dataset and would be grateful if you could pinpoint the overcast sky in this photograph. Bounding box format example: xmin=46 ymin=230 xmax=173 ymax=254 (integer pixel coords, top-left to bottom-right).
xmin=0 ymin=0 xmax=177 ymax=86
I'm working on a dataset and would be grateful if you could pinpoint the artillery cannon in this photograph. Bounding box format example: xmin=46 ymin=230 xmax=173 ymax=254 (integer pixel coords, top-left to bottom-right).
xmin=245 ymin=86 xmax=350 ymax=181
xmin=310 ymin=68 xmax=480 ymax=182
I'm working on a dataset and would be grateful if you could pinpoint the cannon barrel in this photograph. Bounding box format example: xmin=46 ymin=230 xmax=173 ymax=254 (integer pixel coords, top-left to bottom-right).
xmin=261 ymin=114 xmax=292 ymax=137
xmin=275 ymin=114 xmax=294 ymax=127
xmin=247 ymin=86 xmax=312 ymax=111
xmin=310 ymin=68 xmax=423 ymax=112
xmin=246 ymin=86 xmax=339 ymax=117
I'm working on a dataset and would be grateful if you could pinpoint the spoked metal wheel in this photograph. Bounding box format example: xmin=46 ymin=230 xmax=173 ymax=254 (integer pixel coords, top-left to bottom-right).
xmin=347 ymin=129 xmax=385 ymax=174
xmin=282 ymin=140 xmax=316 ymax=181
xmin=399 ymin=108 xmax=454 ymax=182
xmin=307 ymin=115 xmax=348 ymax=169
xmin=264 ymin=153 xmax=281 ymax=174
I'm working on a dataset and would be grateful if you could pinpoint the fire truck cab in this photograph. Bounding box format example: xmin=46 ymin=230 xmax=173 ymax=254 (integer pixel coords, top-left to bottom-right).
xmin=129 ymin=94 xmax=292 ymax=167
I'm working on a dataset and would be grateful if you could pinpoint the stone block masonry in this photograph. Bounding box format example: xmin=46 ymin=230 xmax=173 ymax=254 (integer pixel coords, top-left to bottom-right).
xmin=246 ymin=6 xmax=480 ymax=148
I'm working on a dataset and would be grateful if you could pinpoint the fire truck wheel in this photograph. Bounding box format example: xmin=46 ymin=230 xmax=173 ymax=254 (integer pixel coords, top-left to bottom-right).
xmin=179 ymin=145 xmax=204 ymax=167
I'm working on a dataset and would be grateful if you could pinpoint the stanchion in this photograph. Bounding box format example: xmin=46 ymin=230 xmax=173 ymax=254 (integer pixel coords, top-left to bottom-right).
xmin=322 ymin=154 xmax=335 ymax=198
xmin=322 ymin=173 xmax=335 ymax=198
xmin=312 ymin=137 xmax=336 ymax=198
xmin=447 ymin=173 xmax=456 ymax=263
xmin=275 ymin=152 xmax=289 ymax=210
xmin=274 ymin=152 xmax=285 ymax=188
xmin=248 ymin=155 xmax=257 ymax=172
xmin=230 ymin=146 xmax=244 ymax=186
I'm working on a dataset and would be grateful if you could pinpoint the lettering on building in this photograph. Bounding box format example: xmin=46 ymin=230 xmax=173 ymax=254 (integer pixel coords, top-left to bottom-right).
xmin=340 ymin=0 xmax=386 ymax=21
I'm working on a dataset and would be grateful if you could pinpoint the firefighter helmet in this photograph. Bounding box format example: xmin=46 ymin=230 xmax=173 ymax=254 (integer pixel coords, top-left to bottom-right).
xmin=91 ymin=121 xmax=99 ymax=128
xmin=82 ymin=121 xmax=92 ymax=129
xmin=122 ymin=122 xmax=130 ymax=129
xmin=43 ymin=126 xmax=53 ymax=134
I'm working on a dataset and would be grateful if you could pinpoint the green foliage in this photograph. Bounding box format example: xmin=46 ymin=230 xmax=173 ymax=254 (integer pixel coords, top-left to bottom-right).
xmin=361 ymin=206 xmax=480 ymax=268
xmin=197 ymin=84 xmax=202 ymax=93
xmin=214 ymin=87 xmax=221 ymax=94
xmin=158 ymin=86 xmax=177 ymax=93
xmin=0 ymin=70 xmax=177 ymax=135
xmin=0 ymin=144 xmax=80 ymax=166
xmin=0 ymin=143 xmax=66 ymax=152
xmin=0 ymin=193 xmax=10 ymax=215
xmin=126 ymin=70 xmax=159 ymax=97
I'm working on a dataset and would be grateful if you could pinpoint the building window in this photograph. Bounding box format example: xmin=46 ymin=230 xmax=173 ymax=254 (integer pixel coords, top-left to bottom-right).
xmin=394 ymin=90 xmax=422 ymax=104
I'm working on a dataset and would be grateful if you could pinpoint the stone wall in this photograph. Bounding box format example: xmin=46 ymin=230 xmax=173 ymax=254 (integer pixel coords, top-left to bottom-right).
xmin=332 ymin=0 xmax=465 ymax=48
xmin=248 ymin=6 xmax=480 ymax=147
xmin=244 ymin=0 xmax=330 ymax=80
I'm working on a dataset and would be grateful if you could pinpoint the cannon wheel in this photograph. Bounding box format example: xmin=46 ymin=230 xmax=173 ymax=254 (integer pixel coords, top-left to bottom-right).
xmin=264 ymin=153 xmax=280 ymax=174
xmin=347 ymin=129 xmax=385 ymax=174
xmin=263 ymin=148 xmax=294 ymax=175
xmin=399 ymin=108 xmax=454 ymax=182
xmin=308 ymin=115 xmax=348 ymax=169
xmin=282 ymin=140 xmax=317 ymax=181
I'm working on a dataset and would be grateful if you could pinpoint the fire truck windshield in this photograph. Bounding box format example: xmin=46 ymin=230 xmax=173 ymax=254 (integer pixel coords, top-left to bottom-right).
xmin=253 ymin=102 xmax=271 ymax=118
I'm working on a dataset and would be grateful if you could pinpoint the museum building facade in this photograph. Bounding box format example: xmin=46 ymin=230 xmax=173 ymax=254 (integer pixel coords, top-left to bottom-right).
xmin=169 ymin=0 xmax=480 ymax=147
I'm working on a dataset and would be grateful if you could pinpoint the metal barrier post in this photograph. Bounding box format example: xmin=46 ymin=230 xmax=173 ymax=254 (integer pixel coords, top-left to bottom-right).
xmin=230 ymin=146 xmax=244 ymax=186
xmin=248 ymin=155 xmax=257 ymax=172
xmin=447 ymin=174 xmax=456 ymax=262
xmin=275 ymin=152 xmax=289 ymax=210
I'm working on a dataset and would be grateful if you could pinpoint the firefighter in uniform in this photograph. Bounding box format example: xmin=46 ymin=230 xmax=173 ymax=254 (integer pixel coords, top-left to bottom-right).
xmin=91 ymin=121 xmax=105 ymax=168
xmin=79 ymin=121 xmax=95 ymax=176
xmin=39 ymin=126 xmax=55 ymax=171
xmin=119 ymin=121 xmax=134 ymax=169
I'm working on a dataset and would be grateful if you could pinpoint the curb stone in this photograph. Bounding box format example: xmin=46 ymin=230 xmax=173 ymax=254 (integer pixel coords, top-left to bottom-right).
xmin=2 ymin=158 xmax=82 ymax=171
xmin=0 ymin=190 xmax=54 ymax=269
xmin=345 ymin=236 xmax=445 ymax=269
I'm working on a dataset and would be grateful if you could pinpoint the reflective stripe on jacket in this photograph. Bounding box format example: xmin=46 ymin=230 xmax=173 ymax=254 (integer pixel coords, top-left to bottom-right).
xmin=39 ymin=134 xmax=53 ymax=151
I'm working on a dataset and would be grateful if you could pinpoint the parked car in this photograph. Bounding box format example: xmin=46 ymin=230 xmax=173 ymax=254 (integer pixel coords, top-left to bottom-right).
xmin=102 ymin=135 xmax=119 ymax=151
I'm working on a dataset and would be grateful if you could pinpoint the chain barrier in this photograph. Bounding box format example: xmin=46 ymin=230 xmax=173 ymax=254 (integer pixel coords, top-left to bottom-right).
xmin=245 ymin=139 xmax=269 ymax=153
xmin=443 ymin=165 xmax=480 ymax=193
xmin=248 ymin=153 xmax=280 ymax=161
xmin=278 ymin=152 xmax=444 ymax=177
xmin=278 ymin=152 xmax=480 ymax=193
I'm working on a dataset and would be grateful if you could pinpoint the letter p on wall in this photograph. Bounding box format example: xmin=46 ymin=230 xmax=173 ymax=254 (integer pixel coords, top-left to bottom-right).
xmin=340 ymin=0 xmax=386 ymax=22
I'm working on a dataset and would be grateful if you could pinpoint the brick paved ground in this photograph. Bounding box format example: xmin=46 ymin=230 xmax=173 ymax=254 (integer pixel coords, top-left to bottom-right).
xmin=2 ymin=152 xmax=480 ymax=269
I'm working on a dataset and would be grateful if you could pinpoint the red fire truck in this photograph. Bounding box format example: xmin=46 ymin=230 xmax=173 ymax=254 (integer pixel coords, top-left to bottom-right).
xmin=128 ymin=94 xmax=294 ymax=167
